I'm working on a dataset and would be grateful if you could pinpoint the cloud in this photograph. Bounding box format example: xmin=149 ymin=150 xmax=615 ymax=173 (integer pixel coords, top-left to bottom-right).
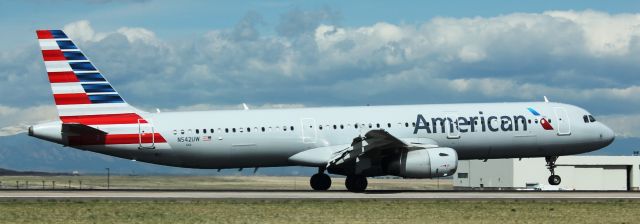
xmin=0 ymin=105 xmax=57 ymax=136
xmin=3 ymin=9 xmax=640 ymax=134
xmin=160 ymin=103 xmax=305 ymax=112
xmin=598 ymin=114 xmax=640 ymax=138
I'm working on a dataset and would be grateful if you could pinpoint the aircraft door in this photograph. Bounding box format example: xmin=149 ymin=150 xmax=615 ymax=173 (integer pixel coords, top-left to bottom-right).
xmin=300 ymin=118 xmax=317 ymax=143
xmin=138 ymin=119 xmax=155 ymax=149
xmin=553 ymin=107 xmax=571 ymax=136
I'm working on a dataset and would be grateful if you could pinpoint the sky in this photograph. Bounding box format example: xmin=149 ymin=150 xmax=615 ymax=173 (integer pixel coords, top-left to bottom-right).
xmin=1 ymin=0 xmax=640 ymax=139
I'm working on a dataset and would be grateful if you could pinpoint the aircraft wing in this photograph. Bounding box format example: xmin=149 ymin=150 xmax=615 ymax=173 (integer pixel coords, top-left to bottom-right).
xmin=326 ymin=129 xmax=438 ymax=171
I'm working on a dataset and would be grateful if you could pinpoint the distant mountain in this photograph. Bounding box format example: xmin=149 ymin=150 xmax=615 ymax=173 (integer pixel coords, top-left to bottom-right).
xmin=0 ymin=133 xmax=636 ymax=175
xmin=0 ymin=167 xmax=67 ymax=176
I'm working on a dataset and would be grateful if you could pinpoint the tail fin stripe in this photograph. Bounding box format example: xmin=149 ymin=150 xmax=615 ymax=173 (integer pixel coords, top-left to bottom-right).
xmin=37 ymin=30 xmax=68 ymax=39
xmin=69 ymin=62 xmax=97 ymax=71
xmin=51 ymin=82 xmax=85 ymax=94
xmin=63 ymin=52 xmax=88 ymax=60
xmin=81 ymin=84 xmax=116 ymax=93
xmin=76 ymin=73 xmax=106 ymax=82
xmin=39 ymin=39 xmax=61 ymax=50
xmin=41 ymin=50 xmax=66 ymax=61
xmin=48 ymin=71 xmax=79 ymax=83
xmin=56 ymin=40 xmax=77 ymax=49
xmin=44 ymin=61 xmax=72 ymax=72
xmin=53 ymin=93 xmax=91 ymax=105
xmin=36 ymin=30 xmax=54 ymax=39
xmin=88 ymin=94 xmax=124 ymax=104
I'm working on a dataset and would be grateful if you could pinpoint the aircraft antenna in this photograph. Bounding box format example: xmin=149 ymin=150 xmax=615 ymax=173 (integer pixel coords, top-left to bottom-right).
xmin=543 ymin=96 xmax=549 ymax=103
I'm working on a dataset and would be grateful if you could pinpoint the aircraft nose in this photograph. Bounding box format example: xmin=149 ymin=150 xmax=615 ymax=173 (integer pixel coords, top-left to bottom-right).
xmin=601 ymin=124 xmax=615 ymax=146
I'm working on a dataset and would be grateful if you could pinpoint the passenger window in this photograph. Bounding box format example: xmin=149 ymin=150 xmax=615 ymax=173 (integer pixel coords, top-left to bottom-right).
xmin=225 ymin=128 xmax=229 ymax=133
xmin=368 ymin=123 xmax=372 ymax=128
xmin=333 ymin=125 xmax=337 ymax=129
xmin=181 ymin=129 xmax=185 ymax=135
xmin=589 ymin=115 xmax=596 ymax=122
xmin=261 ymin=127 xmax=265 ymax=132
xmin=284 ymin=126 xmax=287 ymax=131
xmin=290 ymin=126 xmax=294 ymax=131
xmin=376 ymin=123 xmax=380 ymax=128
xmin=412 ymin=122 xmax=415 ymax=127
xmin=196 ymin=129 xmax=200 ymax=134
xmin=583 ymin=115 xmax=589 ymax=123
xmin=319 ymin=126 xmax=323 ymax=130
xmin=355 ymin=124 xmax=359 ymax=129
xmin=247 ymin=127 xmax=251 ymax=132
xmin=232 ymin=128 xmax=236 ymax=133
xmin=203 ymin=129 xmax=207 ymax=134
xmin=211 ymin=129 xmax=214 ymax=133
xmin=387 ymin=123 xmax=391 ymax=128
xmin=405 ymin=122 xmax=408 ymax=127
xmin=340 ymin=124 xmax=344 ymax=129
xmin=528 ymin=119 xmax=531 ymax=124
xmin=173 ymin=130 xmax=177 ymax=135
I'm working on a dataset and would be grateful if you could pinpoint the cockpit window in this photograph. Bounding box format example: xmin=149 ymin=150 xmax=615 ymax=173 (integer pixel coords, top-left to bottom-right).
xmin=588 ymin=115 xmax=596 ymax=122
xmin=583 ymin=115 xmax=589 ymax=123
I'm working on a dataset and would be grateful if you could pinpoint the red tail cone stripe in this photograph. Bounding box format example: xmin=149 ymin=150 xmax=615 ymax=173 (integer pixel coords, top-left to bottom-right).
xmin=68 ymin=133 xmax=167 ymax=145
xmin=61 ymin=113 xmax=147 ymax=125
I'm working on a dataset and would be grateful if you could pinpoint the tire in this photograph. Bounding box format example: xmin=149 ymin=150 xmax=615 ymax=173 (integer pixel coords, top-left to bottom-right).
xmin=310 ymin=173 xmax=331 ymax=191
xmin=345 ymin=175 xmax=368 ymax=192
xmin=548 ymin=175 xmax=561 ymax=185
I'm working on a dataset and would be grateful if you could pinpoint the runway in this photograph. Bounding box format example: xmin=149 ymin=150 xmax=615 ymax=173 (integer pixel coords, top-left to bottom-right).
xmin=0 ymin=190 xmax=638 ymax=200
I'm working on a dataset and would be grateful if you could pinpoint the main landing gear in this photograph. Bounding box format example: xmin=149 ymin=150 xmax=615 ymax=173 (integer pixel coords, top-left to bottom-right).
xmin=345 ymin=175 xmax=368 ymax=192
xmin=545 ymin=156 xmax=561 ymax=185
xmin=310 ymin=168 xmax=331 ymax=191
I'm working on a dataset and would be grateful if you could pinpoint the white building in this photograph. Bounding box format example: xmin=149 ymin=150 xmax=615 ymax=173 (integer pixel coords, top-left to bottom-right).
xmin=454 ymin=156 xmax=640 ymax=191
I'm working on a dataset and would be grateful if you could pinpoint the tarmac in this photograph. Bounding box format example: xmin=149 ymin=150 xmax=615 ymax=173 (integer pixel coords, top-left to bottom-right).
xmin=0 ymin=190 xmax=638 ymax=200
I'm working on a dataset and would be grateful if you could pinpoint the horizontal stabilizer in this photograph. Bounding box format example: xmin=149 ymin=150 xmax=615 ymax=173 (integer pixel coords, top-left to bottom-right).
xmin=61 ymin=123 xmax=107 ymax=135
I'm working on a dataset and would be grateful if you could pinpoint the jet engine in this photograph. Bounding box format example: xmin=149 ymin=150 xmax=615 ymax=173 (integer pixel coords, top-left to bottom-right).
xmin=385 ymin=147 xmax=458 ymax=178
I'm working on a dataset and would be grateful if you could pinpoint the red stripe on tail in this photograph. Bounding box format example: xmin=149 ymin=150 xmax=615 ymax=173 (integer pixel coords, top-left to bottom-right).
xmin=41 ymin=50 xmax=66 ymax=61
xmin=53 ymin=93 xmax=91 ymax=105
xmin=36 ymin=30 xmax=53 ymax=39
xmin=61 ymin=113 xmax=147 ymax=125
xmin=48 ymin=71 xmax=79 ymax=83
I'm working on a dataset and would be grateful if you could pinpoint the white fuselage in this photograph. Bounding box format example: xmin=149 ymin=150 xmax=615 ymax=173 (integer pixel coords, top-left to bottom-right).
xmin=36 ymin=101 xmax=612 ymax=169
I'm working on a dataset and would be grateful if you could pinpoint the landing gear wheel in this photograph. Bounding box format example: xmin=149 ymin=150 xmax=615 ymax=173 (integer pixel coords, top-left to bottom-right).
xmin=545 ymin=156 xmax=561 ymax=185
xmin=345 ymin=175 xmax=368 ymax=192
xmin=548 ymin=175 xmax=561 ymax=185
xmin=310 ymin=173 xmax=331 ymax=191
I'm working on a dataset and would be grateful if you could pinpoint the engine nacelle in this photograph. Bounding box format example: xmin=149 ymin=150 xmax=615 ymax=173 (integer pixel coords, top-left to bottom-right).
xmin=385 ymin=147 xmax=458 ymax=178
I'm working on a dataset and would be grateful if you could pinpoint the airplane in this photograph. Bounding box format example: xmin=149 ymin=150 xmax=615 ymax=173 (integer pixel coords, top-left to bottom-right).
xmin=29 ymin=30 xmax=615 ymax=192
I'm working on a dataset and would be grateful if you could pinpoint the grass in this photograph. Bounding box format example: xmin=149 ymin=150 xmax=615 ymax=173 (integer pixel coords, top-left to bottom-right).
xmin=0 ymin=175 xmax=453 ymax=190
xmin=0 ymin=199 xmax=637 ymax=224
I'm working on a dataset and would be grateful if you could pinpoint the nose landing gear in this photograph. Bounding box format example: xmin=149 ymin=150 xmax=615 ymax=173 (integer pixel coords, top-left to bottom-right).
xmin=310 ymin=168 xmax=331 ymax=191
xmin=546 ymin=156 xmax=561 ymax=185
